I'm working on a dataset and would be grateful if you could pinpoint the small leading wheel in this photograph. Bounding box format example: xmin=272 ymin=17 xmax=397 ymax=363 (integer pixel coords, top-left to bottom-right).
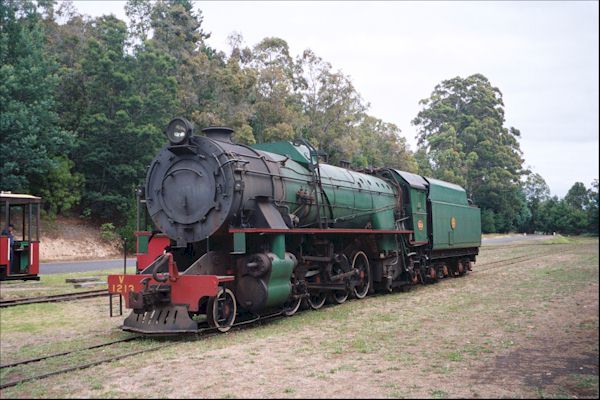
xmin=307 ymin=291 xmax=327 ymax=310
xmin=352 ymin=251 xmax=371 ymax=299
xmin=207 ymin=288 xmax=237 ymax=332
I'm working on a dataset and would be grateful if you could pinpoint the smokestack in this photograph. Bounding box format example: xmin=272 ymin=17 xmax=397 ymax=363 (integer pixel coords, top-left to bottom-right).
xmin=202 ymin=126 xmax=234 ymax=143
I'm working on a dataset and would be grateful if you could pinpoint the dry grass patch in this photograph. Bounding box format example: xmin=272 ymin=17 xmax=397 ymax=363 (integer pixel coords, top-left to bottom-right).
xmin=0 ymin=237 xmax=597 ymax=398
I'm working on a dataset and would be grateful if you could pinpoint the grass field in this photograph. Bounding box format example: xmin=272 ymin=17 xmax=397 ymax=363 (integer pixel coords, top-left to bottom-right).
xmin=0 ymin=236 xmax=597 ymax=398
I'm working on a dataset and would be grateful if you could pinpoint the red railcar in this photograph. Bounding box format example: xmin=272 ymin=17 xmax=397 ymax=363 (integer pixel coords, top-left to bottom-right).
xmin=0 ymin=192 xmax=41 ymax=281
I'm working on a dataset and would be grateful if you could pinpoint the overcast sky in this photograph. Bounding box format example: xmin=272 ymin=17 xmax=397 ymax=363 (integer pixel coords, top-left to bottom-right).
xmin=71 ymin=0 xmax=599 ymax=197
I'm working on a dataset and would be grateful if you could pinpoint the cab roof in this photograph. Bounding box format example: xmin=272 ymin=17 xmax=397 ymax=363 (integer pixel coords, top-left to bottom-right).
xmin=0 ymin=192 xmax=42 ymax=204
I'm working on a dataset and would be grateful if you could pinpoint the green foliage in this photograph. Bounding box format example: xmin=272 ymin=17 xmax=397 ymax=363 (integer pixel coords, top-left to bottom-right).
xmin=481 ymin=209 xmax=496 ymax=233
xmin=115 ymin=205 xmax=137 ymax=252
xmin=413 ymin=74 xmax=528 ymax=232
xmin=564 ymin=182 xmax=590 ymax=210
xmin=537 ymin=196 xmax=589 ymax=235
xmin=38 ymin=156 xmax=84 ymax=215
xmin=588 ymin=179 xmax=599 ymax=234
xmin=0 ymin=0 xmax=76 ymax=211
xmin=100 ymin=222 xmax=118 ymax=242
xmin=522 ymin=173 xmax=551 ymax=233
xmin=526 ymin=180 xmax=598 ymax=236
xmin=19 ymin=1 xmax=599 ymax=240
xmin=62 ymin=13 xmax=178 ymax=221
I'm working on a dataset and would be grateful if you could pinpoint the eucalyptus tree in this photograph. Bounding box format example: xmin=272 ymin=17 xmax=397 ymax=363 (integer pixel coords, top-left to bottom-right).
xmin=413 ymin=74 xmax=528 ymax=232
xmin=295 ymin=49 xmax=367 ymax=164
xmin=248 ymin=37 xmax=306 ymax=144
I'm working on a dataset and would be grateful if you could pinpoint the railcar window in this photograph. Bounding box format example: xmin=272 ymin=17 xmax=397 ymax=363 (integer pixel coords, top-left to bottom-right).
xmin=10 ymin=206 xmax=25 ymax=241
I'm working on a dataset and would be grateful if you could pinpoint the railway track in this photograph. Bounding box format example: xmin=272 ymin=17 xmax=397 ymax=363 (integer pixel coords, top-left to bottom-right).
xmin=0 ymin=336 xmax=141 ymax=370
xmin=474 ymin=244 xmax=568 ymax=274
xmin=0 ymin=289 xmax=108 ymax=308
xmin=0 ymin=245 xmax=571 ymax=391
xmin=0 ymin=311 xmax=281 ymax=390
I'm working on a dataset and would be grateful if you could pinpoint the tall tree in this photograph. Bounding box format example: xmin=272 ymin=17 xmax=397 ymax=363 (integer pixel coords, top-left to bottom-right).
xmin=0 ymin=0 xmax=80 ymax=213
xmin=522 ymin=172 xmax=551 ymax=233
xmin=249 ymin=37 xmax=305 ymax=143
xmin=354 ymin=116 xmax=418 ymax=172
xmin=296 ymin=49 xmax=367 ymax=164
xmin=74 ymin=15 xmax=177 ymax=220
xmin=150 ymin=0 xmax=211 ymax=116
xmin=564 ymin=182 xmax=590 ymax=210
xmin=412 ymin=74 xmax=528 ymax=232
xmin=191 ymin=33 xmax=257 ymax=144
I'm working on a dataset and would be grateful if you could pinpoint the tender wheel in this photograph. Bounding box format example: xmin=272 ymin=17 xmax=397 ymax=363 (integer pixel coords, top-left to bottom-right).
xmin=427 ymin=266 xmax=438 ymax=283
xmin=457 ymin=260 xmax=466 ymax=276
xmin=308 ymin=291 xmax=327 ymax=309
xmin=351 ymin=251 xmax=370 ymax=299
xmin=207 ymin=288 xmax=237 ymax=332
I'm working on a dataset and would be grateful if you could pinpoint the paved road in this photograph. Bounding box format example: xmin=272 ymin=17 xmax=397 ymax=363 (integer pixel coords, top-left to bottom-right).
xmin=481 ymin=234 xmax=552 ymax=245
xmin=40 ymin=258 xmax=136 ymax=275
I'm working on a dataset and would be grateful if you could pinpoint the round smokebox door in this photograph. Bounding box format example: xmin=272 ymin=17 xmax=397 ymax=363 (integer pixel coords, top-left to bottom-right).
xmin=159 ymin=159 xmax=215 ymax=225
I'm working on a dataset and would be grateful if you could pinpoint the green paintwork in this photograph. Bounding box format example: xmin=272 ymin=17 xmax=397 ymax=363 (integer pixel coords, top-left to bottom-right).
xmin=137 ymin=235 xmax=149 ymax=254
xmin=233 ymin=232 xmax=246 ymax=254
xmin=252 ymin=141 xmax=314 ymax=167
xmin=265 ymin=234 xmax=295 ymax=307
xmin=409 ymin=189 xmax=428 ymax=243
xmin=384 ymin=170 xmax=429 ymax=244
xmin=247 ymin=142 xmax=480 ymax=288
xmin=425 ymin=178 xmax=481 ymax=249
xmin=426 ymin=178 xmax=469 ymax=205
xmin=19 ymin=247 xmax=29 ymax=272
xmin=254 ymin=143 xmax=397 ymax=250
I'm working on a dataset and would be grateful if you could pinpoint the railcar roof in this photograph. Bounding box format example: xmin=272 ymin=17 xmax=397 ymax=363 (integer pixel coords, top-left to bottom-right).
xmin=0 ymin=192 xmax=42 ymax=203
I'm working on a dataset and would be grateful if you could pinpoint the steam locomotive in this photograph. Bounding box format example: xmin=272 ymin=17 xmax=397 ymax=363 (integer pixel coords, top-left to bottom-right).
xmin=108 ymin=117 xmax=481 ymax=334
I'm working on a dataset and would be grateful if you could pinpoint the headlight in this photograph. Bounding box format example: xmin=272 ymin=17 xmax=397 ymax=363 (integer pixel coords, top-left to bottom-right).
xmin=165 ymin=117 xmax=193 ymax=144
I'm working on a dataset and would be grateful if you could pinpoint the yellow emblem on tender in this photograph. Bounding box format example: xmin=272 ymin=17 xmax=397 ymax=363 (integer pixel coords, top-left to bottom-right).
xmin=451 ymin=217 xmax=457 ymax=230
xmin=417 ymin=219 xmax=424 ymax=231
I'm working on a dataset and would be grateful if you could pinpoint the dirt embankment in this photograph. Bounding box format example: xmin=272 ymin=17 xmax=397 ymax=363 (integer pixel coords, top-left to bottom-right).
xmin=39 ymin=216 xmax=122 ymax=263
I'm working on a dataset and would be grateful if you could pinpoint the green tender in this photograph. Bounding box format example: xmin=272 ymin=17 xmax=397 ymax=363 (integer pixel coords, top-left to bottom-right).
xmin=426 ymin=178 xmax=481 ymax=249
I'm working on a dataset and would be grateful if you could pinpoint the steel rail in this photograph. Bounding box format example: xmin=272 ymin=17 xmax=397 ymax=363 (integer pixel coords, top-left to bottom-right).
xmin=0 ymin=312 xmax=283 ymax=390
xmin=472 ymin=246 xmax=568 ymax=274
xmin=0 ymin=248 xmax=569 ymax=390
xmin=0 ymin=289 xmax=108 ymax=308
xmin=0 ymin=336 xmax=141 ymax=369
